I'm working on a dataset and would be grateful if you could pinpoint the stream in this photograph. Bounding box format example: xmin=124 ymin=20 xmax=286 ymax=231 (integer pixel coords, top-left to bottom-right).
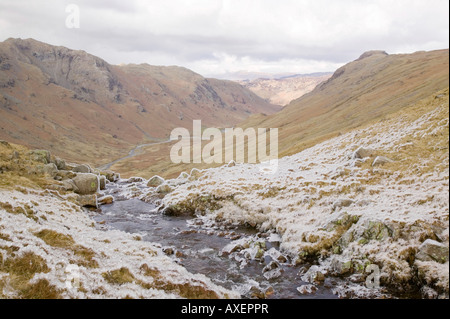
xmin=90 ymin=180 xmax=339 ymax=299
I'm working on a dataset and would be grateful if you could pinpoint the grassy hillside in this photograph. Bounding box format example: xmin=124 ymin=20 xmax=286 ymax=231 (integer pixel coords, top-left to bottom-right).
xmin=242 ymin=49 xmax=449 ymax=158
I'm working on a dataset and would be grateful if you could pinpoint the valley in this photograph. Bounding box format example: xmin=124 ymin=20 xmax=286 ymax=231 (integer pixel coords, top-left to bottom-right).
xmin=0 ymin=39 xmax=448 ymax=300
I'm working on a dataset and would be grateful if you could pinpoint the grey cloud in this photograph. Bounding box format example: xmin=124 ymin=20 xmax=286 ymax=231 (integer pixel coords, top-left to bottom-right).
xmin=0 ymin=0 xmax=448 ymax=75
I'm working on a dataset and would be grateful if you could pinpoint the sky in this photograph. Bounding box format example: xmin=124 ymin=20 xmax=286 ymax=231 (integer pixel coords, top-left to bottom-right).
xmin=0 ymin=0 xmax=448 ymax=78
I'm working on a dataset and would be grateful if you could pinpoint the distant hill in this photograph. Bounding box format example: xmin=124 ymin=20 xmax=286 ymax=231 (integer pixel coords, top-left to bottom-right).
xmin=238 ymin=73 xmax=332 ymax=106
xmin=211 ymin=71 xmax=301 ymax=81
xmin=0 ymin=38 xmax=279 ymax=166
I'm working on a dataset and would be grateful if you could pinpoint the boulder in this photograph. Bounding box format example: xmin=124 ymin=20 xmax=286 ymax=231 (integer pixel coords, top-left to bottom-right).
xmin=416 ymin=239 xmax=449 ymax=263
xmin=178 ymin=172 xmax=190 ymax=179
xmin=330 ymin=257 xmax=353 ymax=275
xmin=42 ymin=163 xmax=58 ymax=178
xmin=29 ymin=150 xmax=51 ymax=164
xmin=353 ymin=147 xmax=376 ymax=159
xmin=355 ymin=220 xmax=393 ymax=243
xmin=263 ymin=268 xmax=283 ymax=280
xmin=99 ymin=175 xmax=107 ymax=190
xmin=72 ymin=164 xmax=92 ymax=173
xmin=98 ymin=195 xmax=114 ymax=205
xmin=62 ymin=179 xmax=79 ymax=193
xmin=147 ymin=175 xmax=165 ymax=187
xmin=126 ymin=176 xmax=145 ymax=183
xmin=77 ymin=194 xmax=98 ymax=208
xmin=56 ymin=170 xmax=77 ymax=181
xmin=332 ymin=199 xmax=354 ymax=210
xmin=53 ymin=157 xmax=66 ymax=170
xmin=72 ymin=173 xmax=99 ymax=195
xmin=190 ymin=168 xmax=202 ymax=179
xmin=156 ymin=183 xmax=173 ymax=194
xmin=372 ymin=156 xmax=394 ymax=167
xmin=263 ymin=261 xmax=280 ymax=273
xmin=100 ymin=170 xmax=119 ymax=182
xmin=302 ymin=266 xmax=325 ymax=283
xmin=297 ymin=284 xmax=318 ymax=295
xmin=189 ymin=168 xmax=203 ymax=181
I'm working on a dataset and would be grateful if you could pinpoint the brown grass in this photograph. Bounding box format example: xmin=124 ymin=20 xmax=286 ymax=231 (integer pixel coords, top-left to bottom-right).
xmin=0 ymin=251 xmax=62 ymax=299
xmin=34 ymin=229 xmax=98 ymax=268
xmin=102 ymin=267 xmax=135 ymax=285
xmin=19 ymin=279 xmax=62 ymax=299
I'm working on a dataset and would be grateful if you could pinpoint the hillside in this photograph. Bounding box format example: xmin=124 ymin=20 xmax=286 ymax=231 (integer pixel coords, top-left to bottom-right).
xmin=105 ymin=49 xmax=449 ymax=179
xmin=161 ymin=88 xmax=449 ymax=298
xmin=241 ymin=50 xmax=449 ymax=157
xmin=238 ymin=73 xmax=332 ymax=106
xmin=0 ymin=38 xmax=279 ymax=167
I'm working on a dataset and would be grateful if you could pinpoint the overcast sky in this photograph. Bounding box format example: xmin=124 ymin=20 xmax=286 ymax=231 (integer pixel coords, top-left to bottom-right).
xmin=0 ymin=0 xmax=448 ymax=77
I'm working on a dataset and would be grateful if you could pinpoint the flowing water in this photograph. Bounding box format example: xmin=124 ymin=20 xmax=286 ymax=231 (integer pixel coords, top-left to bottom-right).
xmin=90 ymin=181 xmax=338 ymax=299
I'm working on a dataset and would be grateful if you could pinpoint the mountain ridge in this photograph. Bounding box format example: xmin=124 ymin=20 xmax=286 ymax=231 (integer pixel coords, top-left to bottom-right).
xmin=0 ymin=38 xmax=279 ymax=166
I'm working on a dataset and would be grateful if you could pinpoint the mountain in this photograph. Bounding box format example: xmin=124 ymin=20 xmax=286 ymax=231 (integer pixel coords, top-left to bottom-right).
xmin=238 ymin=73 xmax=332 ymax=106
xmin=0 ymin=38 xmax=279 ymax=166
xmin=241 ymin=49 xmax=449 ymax=157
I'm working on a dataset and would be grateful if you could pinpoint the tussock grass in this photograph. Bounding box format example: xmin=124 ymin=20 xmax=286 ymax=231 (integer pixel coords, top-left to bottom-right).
xmin=0 ymin=251 xmax=61 ymax=299
xmin=1 ymin=251 xmax=50 ymax=280
xmin=34 ymin=229 xmax=75 ymax=248
xmin=19 ymin=279 xmax=62 ymax=299
xmin=102 ymin=267 xmax=135 ymax=285
xmin=34 ymin=229 xmax=98 ymax=268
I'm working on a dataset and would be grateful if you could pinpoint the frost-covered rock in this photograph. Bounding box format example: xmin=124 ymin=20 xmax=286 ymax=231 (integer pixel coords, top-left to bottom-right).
xmin=100 ymin=170 xmax=119 ymax=182
xmin=77 ymin=194 xmax=98 ymax=208
xmin=263 ymin=268 xmax=283 ymax=280
xmin=99 ymin=175 xmax=107 ymax=190
xmin=72 ymin=164 xmax=92 ymax=173
xmin=156 ymin=183 xmax=173 ymax=194
xmin=178 ymin=172 xmax=190 ymax=179
xmin=302 ymin=266 xmax=325 ymax=283
xmin=53 ymin=157 xmax=66 ymax=170
xmin=353 ymin=147 xmax=376 ymax=159
xmin=332 ymin=199 xmax=354 ymax=210
xmin=98 ymin=195 xmax=114 ymax=205
xmin=43 ymin=163 xmax=58 ymax=178
xmin=190 ymin=168 xmax=203 ymax=180
xmin=330 ymin=256 xmax=353 ymax=275
xmin=297 ymin=284 xmax=318 ymax=295
xmin=62 ymin=179 xmax=79 ymax=193
xmin=125 ymin=176 xmax=145 ymax=183
xmin=147 ymin=175 xmax=165 ymax=187
xmin=416 ymin=239 xmax=449 ymax=263
xmin=372 ymin=156 xmax=394 ymax=167
xmin=72 ymin=173 xmax=99 ymax=195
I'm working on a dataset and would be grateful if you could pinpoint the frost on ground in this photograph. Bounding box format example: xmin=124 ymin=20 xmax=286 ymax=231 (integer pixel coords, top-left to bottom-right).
xmin=0 ymin=188 xmax=238 ymax=299
xmin=160 ymin=90 xmax=449 ymax=298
